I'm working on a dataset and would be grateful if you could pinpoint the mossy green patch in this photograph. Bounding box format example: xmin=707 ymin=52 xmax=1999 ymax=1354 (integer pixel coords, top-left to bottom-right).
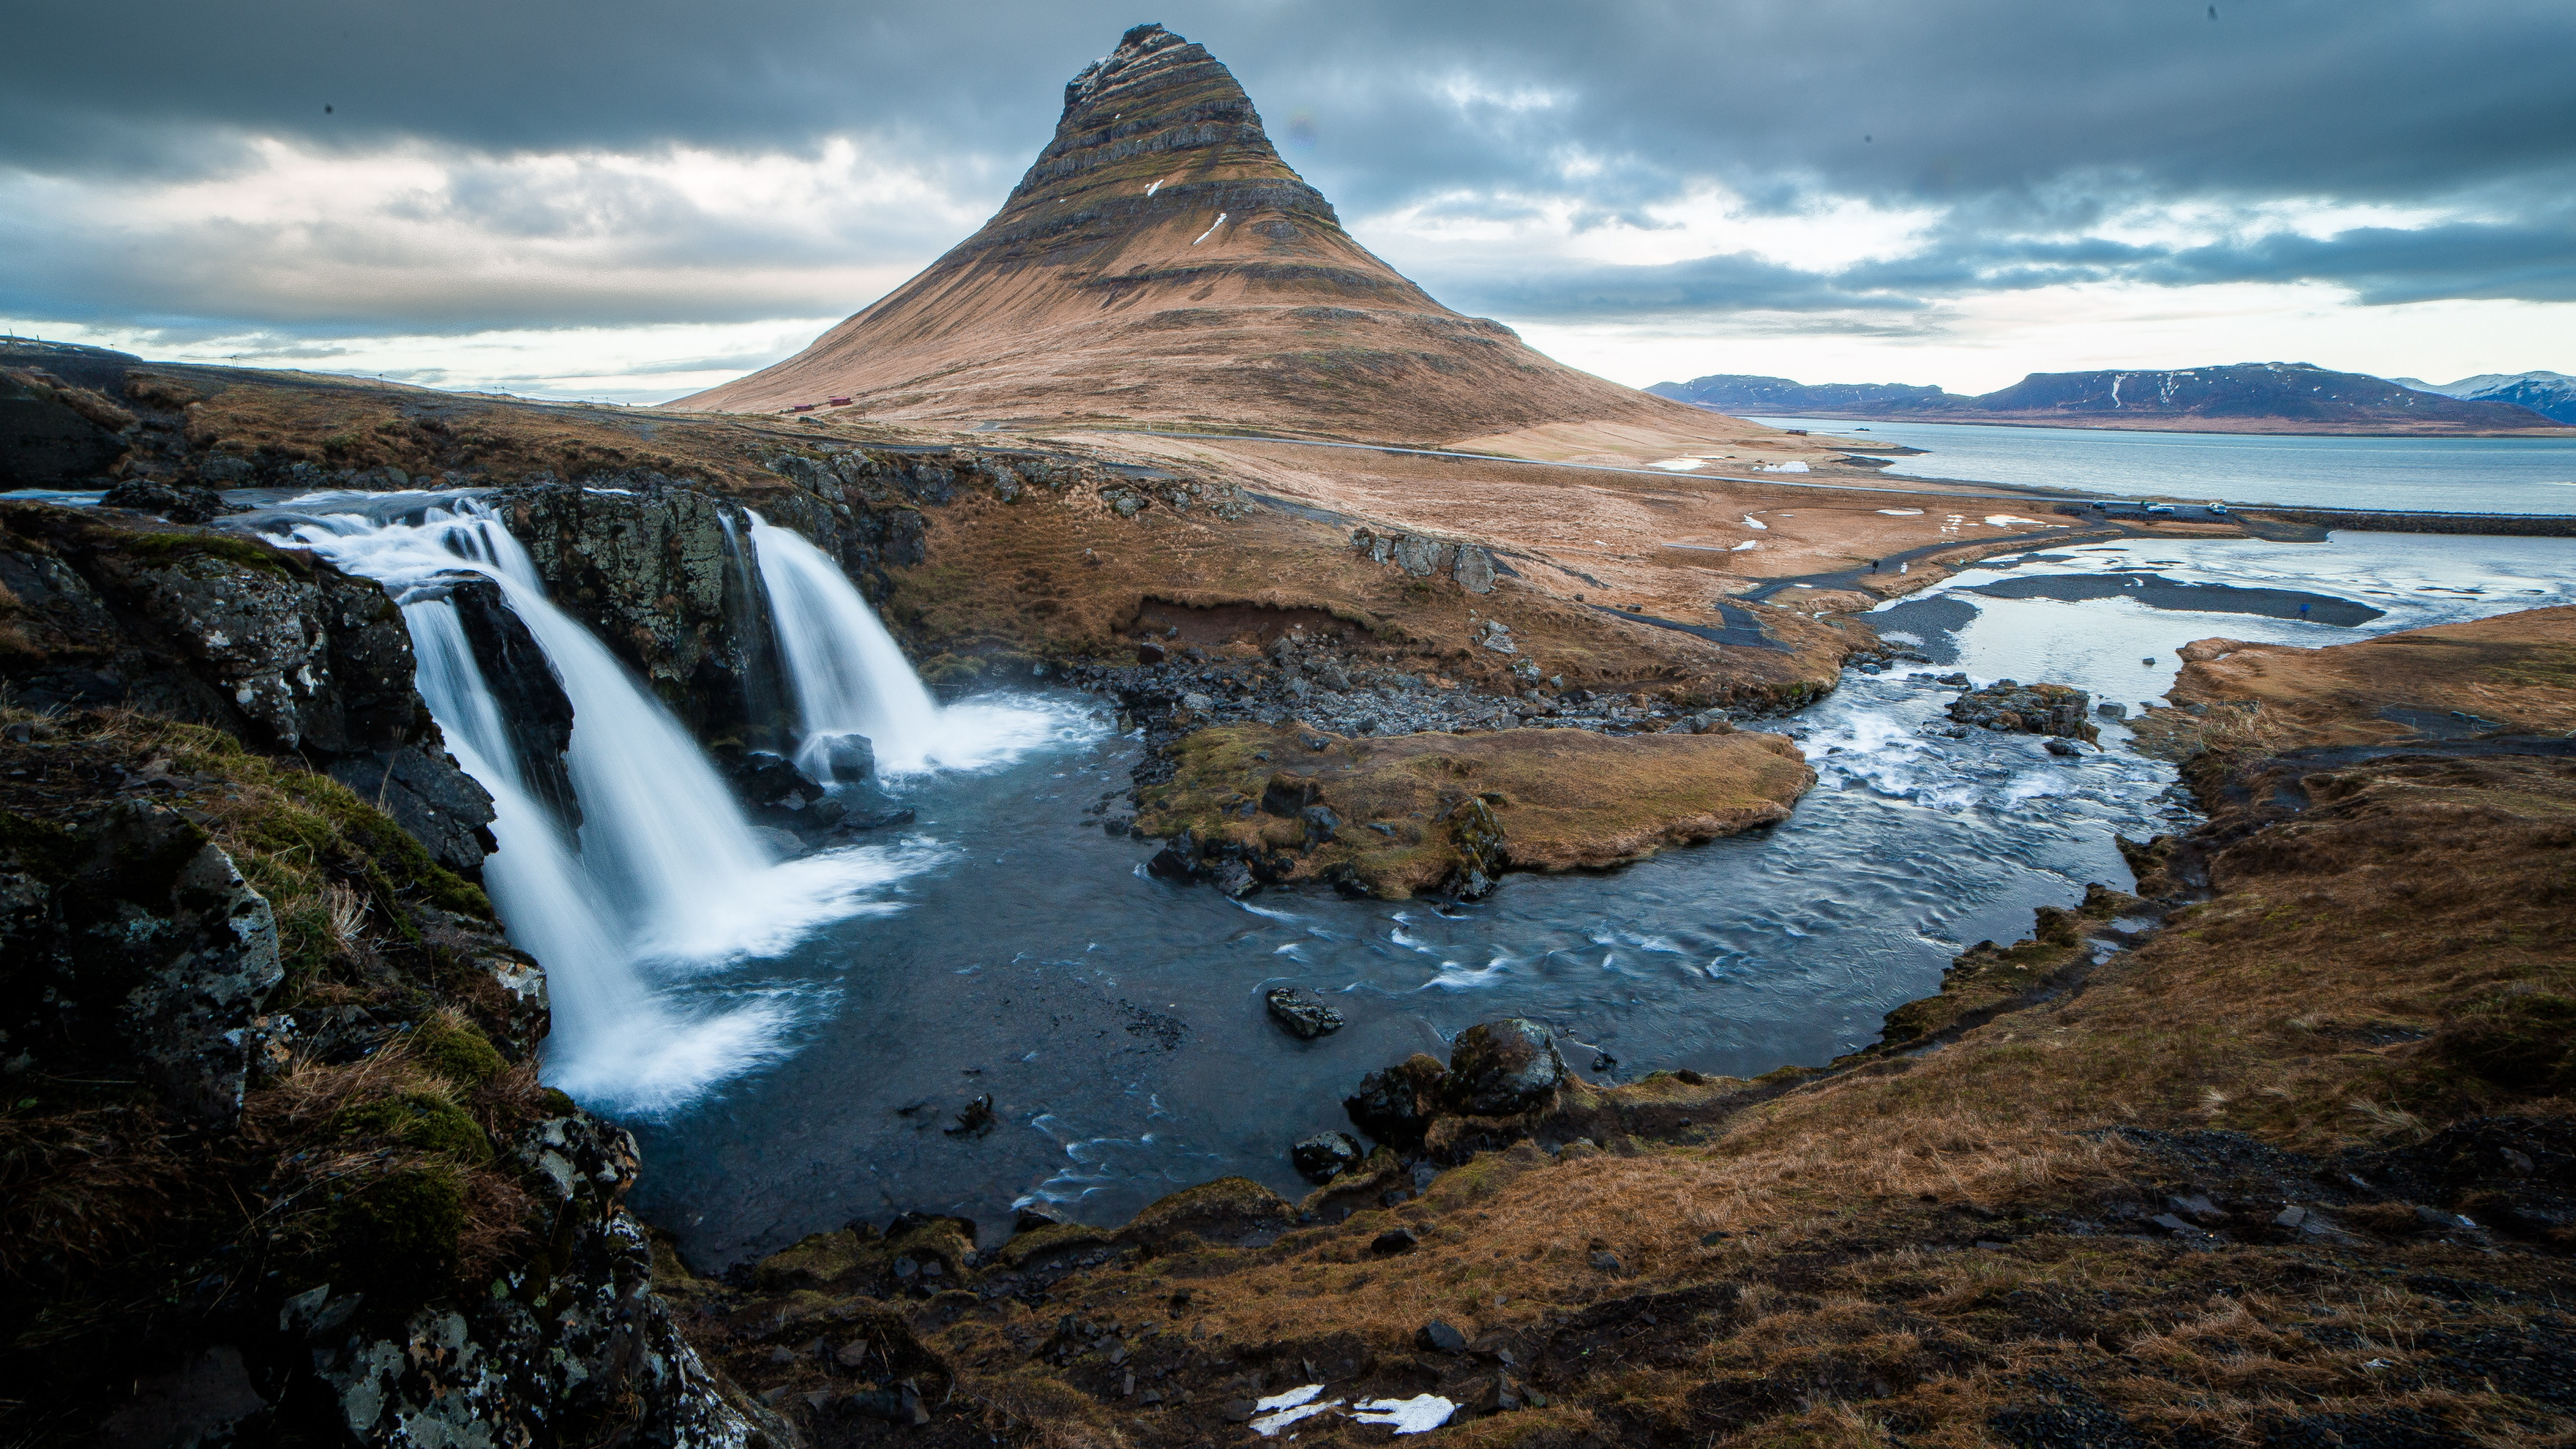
xmin=330 ymin=1165 xmax=467 ymax=1290
xmin=119 ymin=530 xmax=302 ymax=578
xmin=412 ymin=1016 xmax=507 ymax=1087
xmin=336 ymin=1091 xmax=492 ymax=1163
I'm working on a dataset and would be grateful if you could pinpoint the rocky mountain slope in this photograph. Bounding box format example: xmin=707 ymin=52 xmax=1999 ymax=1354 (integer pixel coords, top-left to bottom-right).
xmin=675 ymin=25 xmax=1719 ymax=447
xmin=1654 ymin=361 xmax=2568 ymax=434
xmin=2393 ymin=369 xmax=2576 ymax=425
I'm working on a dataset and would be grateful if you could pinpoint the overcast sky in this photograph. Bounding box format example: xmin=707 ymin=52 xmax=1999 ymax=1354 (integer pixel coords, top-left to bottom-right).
xmin=5 ymin=1 xmax=2569 ymax=402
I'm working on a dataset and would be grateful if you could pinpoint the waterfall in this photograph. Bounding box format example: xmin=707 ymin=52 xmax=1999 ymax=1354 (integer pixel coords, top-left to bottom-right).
xmin=270 ymin=498 xmax=918 ymax=1114
xmin=745 ymin=515 xmax=942 ymax=777
xmin=745 ymin=513 xmax=1067 ymax=777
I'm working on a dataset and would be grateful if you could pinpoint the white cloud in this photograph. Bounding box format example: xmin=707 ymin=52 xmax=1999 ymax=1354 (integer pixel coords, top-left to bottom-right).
xmin=0 ymin=132 xmax=1000 ymax=328
xmin=1514 ymin=282 xmax=2576 ymax=394
xmin=1357 ymin=181 xmax=1938 ymax=274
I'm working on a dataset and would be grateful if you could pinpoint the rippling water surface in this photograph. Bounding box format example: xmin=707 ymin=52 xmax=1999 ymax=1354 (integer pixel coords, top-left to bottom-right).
xmin=1746 ymin=415 xmax=2576 ymax=515
xmin=627 ymin=529 xmax=2576 ymax=1265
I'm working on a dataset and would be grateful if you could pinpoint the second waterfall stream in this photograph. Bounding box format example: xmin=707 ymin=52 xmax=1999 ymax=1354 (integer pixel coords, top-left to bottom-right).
xmin=268 ymin=493 xmax=1073 ymax=1114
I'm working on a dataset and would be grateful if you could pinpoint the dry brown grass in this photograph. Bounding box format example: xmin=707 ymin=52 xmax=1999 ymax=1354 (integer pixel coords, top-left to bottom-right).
xmin=1133 ymin=720 xmax=1815 ymax=896
xmin=0 ymin=1105 xmax=189 ymax=1281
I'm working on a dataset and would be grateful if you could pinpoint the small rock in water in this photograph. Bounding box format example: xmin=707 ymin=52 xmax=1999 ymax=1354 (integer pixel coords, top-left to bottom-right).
xmin=1293 ymin=1130 xmax=1364 ymax=1182
xmin=2045 ymin=737 xmax=2084 ymax=757
xmin=2097 ymin=701 xmax=2127 ymax=719
xmin=1266 ymin=986 xmax=1346 ymax=1039
xmin=808 ymin=731 xmax=876 ymax=781
xmin=1014 ymin=1203 xmax=1072 ymax=1233
xmin=2143 ymin=656 xmax=2157 ymax=665
xmin=945 ymin=1093 xmax=997 ymax=1137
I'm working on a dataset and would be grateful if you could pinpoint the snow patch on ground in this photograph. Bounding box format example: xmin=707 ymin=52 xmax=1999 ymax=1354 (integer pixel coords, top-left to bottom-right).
xmin=1354 ymin=1396 xmax=1456 ymax=1434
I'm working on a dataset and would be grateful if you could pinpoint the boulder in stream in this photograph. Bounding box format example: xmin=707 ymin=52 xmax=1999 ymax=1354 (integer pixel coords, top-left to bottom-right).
xmin=1947 ymin=680 xmax=2100 ymax=743
xmin=1265 ymin=985 xmax=1345 ymax=1039
xmin=807 ymin=729 xmax=876 ymax=781
xmin=1444 ymin=1018 xmax=1567 ymax=1117
xmin=1292 ymin=1129 xmax=1364 ymax=1181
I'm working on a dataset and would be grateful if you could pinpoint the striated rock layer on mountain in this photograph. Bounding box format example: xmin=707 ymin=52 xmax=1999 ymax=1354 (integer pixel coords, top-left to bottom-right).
xmin=678 ymin=24 xmax=1705 ymax=445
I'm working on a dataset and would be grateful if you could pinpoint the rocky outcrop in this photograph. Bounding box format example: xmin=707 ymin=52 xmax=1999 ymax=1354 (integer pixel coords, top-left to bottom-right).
xmin=1443 ymin=1019 xmax=1568 ymax=1117
xmin=286 ymin=1115 xmax=755 ymax=1448
xmin=0 ymin=502 xmax=498 ymax=872
xmin=492 ymin=478 xmax=767 ymax=745
xmin=0 ymin=358 xmax=136 ymax=484
xmin=1349 ymin=527 xmax=1500 ymax=594
xmin=1947 ymin=679 xmax=2099 ymax=742
xmin=1 ymin=801 xmax=282 ymax=1125
xmin=439 ymin=573 xmax=580 ymax=828
xmin=0 ymin=709 xmax=765 ymax=1447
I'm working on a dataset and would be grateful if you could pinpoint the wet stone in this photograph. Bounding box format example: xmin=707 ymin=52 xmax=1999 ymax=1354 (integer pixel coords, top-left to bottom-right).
xmin=1266 ymin=986 xmax=1346 ymax=1039
xmin=1293 ymin=1130 xmax=1364 ymax=1182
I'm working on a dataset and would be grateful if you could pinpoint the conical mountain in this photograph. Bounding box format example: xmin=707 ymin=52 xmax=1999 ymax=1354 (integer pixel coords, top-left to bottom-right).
xmin=678 ymin=23 xmax=1699 ymax=445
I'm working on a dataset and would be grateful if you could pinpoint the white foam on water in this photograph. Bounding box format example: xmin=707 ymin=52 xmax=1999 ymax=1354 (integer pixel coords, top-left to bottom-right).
xmin=747 ymin=515 xmax=1089 ymax=779
xmin=1419 ymin=956 xmax=1512 ymax=991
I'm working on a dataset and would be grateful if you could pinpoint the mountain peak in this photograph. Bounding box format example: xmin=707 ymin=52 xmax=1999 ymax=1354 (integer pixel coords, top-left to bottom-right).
xmin=678 ymin=26 xmax=1695 ymax=443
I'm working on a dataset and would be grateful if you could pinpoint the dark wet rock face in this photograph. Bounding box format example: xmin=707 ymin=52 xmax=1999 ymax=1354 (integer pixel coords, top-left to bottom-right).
xmin=1445 ymin=1018 xmax=1568 ymax=1117
xmin=1949 ymin=680 xmax=2101 ymax=743
xmin=1346 ymin=1053 xmax=1452 ymax=1149
xmin=289 ymin=1114 xmax=753 ymax=1447
xmin=1293 ymin=1130 xmax=1364 ymax=1182
xmin=100 ymin=480 xmax=237 ymax=524
xmin=0 ymin=360 xmax=135 ymax=483
xmin=0 ymin=802 xmax=280 ymax=1124
xmin=0 ymin=505 xmax=498 ymax=872
xmin=494 ymin=480 xmax=762 ymax=744
xmin=439 ymin=574 xmax=580 ymax=829
xmin=1266 ymin=985 xmax=1345 ymax=1039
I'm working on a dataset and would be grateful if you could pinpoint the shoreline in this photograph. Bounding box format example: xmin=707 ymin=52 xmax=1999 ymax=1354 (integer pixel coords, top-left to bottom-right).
xmin=1730 ymin=407 xmax=2576 ymax=439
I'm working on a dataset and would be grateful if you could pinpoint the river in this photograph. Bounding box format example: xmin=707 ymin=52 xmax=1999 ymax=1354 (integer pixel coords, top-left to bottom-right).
xmin=623 ymin=527 xmax=2576 ymax=1267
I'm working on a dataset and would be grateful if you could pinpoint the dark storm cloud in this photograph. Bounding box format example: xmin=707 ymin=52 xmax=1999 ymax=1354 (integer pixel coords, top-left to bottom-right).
xmin=5 ymin=1 xmax=2571 ymax=329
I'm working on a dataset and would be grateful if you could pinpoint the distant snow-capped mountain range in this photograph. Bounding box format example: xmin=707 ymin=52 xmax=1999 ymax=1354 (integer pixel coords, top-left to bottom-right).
xmin=2386 ymin=371 xmax=2576 ymax=424
xmin=1648 ymin=362 xmax=2576 ymax=433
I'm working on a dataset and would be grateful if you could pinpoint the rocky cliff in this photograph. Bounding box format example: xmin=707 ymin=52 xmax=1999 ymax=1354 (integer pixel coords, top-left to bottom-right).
xmin=675 ymin=24 xmax=1711 ymax=446
xmin=0 ymin=508 xmax=767 ymax=1447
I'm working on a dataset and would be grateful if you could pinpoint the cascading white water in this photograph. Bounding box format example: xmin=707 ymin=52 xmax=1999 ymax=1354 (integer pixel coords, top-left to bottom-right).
xmin=747 ymin=515 xmax=942 ymax=776
xmin=272 ymin=496 xmax=922 ymax=1113
xmin=746 ymin=513 xmax=1065 ymax=777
